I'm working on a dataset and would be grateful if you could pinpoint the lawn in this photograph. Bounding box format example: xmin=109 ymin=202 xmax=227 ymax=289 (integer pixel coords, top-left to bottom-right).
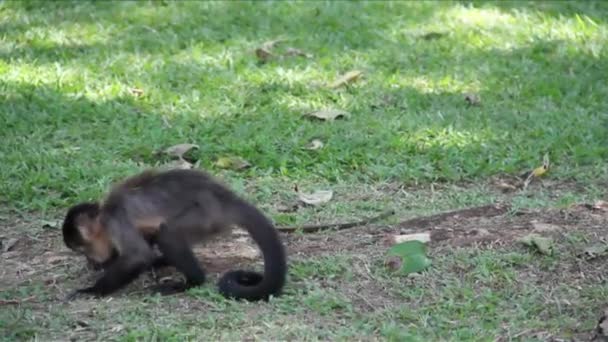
xmin=1 ymin=0 xmax=608 ymax=340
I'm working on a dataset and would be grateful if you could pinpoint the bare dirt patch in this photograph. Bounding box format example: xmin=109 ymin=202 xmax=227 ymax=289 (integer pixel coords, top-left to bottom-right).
xmin=3 ymin=201 xmax=608 ymax=297
xmin=2 ymin=200 xmax=608 ymax=339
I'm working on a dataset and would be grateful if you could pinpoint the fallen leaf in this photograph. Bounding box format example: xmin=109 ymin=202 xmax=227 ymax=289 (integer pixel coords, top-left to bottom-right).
xmin=284 ymin=47 xmax=312 ymax=58
xmin=255 ymin=47 xmax=274 ymax=63
xmin=520 ymin=233 xmax=554 ymax=255
xmin=129 ymin=88 xmax=144 ymax=97
xmin=261 ymin=38 xmax=288 ymax=50
xmin=495 ymin=181 xmax=518 ymax=193
xmin=276 ymin=203 xmax=299 ymax=213
xmin=254 ymin=38 xmax=288 ymax=63
xmin=464 ymin=93 xmax=481 ymax=106
xmin=304 ymin=139 xmax=324 ymax=150
xmin=164 ymin=144 xmax=199 ymax=159
xmin=385 ymin=232 xmax=431 ymax=246
xmin=305 ymin=109 xmax=351 ymax=121
xmin=40 ymin=219 xmax=58 ymax=229
xmin=579 ymin=244 xmax=608 ymax=260
xmin=47 ymin=255 xmax=69 ymax=265
xmin=111 ymin=325 xmax=124 ymax=333
xmin=214 ymin=156 xmax=251 ymax=170
xmin=297 ymin=190 xmax=333 ymax=206
xmin=594 ymin=308 xmax=608 ymax=341
xmin=385 ymin=240 xmax=432 ymax=275
xmin=593 ymin=200 xmax=608 ymax=211
xmin=531 ymin=221 xmax=561 ymax=233
xmin=2 ymin=238 xmax=19 ymax=253
xmin=165 ymin=159 xmax=195 ymax=170
xmin=329 ymin=70 xmax=363 ymax=89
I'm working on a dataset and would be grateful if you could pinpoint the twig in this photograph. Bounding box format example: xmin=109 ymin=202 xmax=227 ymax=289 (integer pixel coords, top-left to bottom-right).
xmin=278 ymin=209 xmax=395 ymax=233
xmin=0 ymin=295 xmax=36 ymax=306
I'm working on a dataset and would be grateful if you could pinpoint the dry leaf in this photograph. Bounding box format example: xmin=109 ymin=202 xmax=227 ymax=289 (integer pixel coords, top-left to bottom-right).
xmin=40 ymin=219 xmax=58 ymax=229
xmin=284 ymin=47 xmax=312 ymax=58
xmin=261 ymin=38 xmax=288 ymax=50
xmin=329 ymin=70 xmax=363 ymax=89
xmin=47 ymin=255 xmax=69 ymax=265
xmin=305 ymin=109 xmax=351 ymax=121
xmin=464 ymin=93 xmax=481 ymax=106
xmin=496 ymin=181 xmax=518 ymax=193
xmin=593 ymin=200 xmax=608 ymax=211
xmin=111 ymin=325 xmax=125 ymax=333
xmin=255 ymin=48 xmax=274 ymax=63
xmin=2 ymin=238 xmax=19 ymax=253
xmin=255 ymin=38 xmax=288 ymax=63
xmin=531 ymin=221 xmax=561 ymax=233
xmin=129 ymin=88 xmax=144 ymax=97
xmin=304 ymin=139 xmax=324 ymax=150
xmin=579 ymin=244 xmax=608 ymax=260
xmin=214 ymin=156 xmax=251 ymax=170
xmin=384 ymin=232 xmax=431 ymax=246
xmin=519 ymin=233 xmax=554 ymax=255
xmin=298 ymin=190 xmax=333 ymax=206
xmin=164 ymin=159 xmax=196 ymax=170
xmin=164 ymin=144 xmax=199 ymax=159
xmin=276 ymin=203 xmax=299 ymax=213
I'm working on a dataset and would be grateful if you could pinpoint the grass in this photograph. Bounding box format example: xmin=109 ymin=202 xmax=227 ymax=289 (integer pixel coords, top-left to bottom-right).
xmin=1 ymin=0 xmax=608 ymax=340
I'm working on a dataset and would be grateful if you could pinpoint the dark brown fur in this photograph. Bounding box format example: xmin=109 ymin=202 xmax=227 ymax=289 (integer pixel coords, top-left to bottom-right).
xmin=62 ymin=168 xmax=287 ymax=301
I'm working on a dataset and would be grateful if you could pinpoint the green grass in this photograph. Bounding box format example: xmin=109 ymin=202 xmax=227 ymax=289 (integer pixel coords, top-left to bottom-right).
xmin=1 ymin=0 xmax=607 ymax=212
xmin=1 ymin=0 xmax=608 ymax=340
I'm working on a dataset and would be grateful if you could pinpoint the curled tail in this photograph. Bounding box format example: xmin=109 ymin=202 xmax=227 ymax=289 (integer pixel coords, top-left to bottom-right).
xmin=217 ymin=199 xmax=287 ymax=301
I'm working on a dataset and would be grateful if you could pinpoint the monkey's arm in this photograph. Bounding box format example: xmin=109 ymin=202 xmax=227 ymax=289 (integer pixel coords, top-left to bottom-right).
xmin=66 ymin=217 xmax=155 ymax=300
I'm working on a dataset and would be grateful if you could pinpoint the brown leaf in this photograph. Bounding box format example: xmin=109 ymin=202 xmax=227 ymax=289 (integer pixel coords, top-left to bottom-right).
xmin=329 ymin=70 xmax=363 ymax=89
xmin=297 ymin=190 xmax=333 ymax=206
xmin=276 ymin=203 xmax=299 ymax=213
xmin=305 ymin=109 xmax=351 ymax=121
xmin=304 ymin=139 xmax=324 ymax=150
xmin=495 ymin=181 xmax=518 ymax=193
xmin=129 ymin=88 xmax=144 ymax=97
xmin=2 ymin=238 xmax=19 ymax=253
xmin=531 ymin=221 xmax=561 ymax=233
xmin=164 ymin=159 xmax=196 ymax=170
xmin=255 ymin=48 xmax=274 ymax=63
xmin=384 ymin=233 xmax=431 ymax=246
xmin=163 ymin=144 xmax=199 ymax=159
xmin=593 ymin=200 xmax=608 ymax=211
xmin=464 ymin=93 xmax=481 ymax=106
xmin=261 ymin=38 xmax=288 ymax=50
xmin=284 ymin=47 xmax=312 ymax=58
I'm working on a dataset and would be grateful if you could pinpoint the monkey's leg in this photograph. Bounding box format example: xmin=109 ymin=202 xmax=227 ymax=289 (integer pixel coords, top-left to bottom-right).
xmin=152 ymin=223 xmax=206 ymax=295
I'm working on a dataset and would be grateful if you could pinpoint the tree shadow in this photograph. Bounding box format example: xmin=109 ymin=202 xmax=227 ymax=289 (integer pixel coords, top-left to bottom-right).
xmin=1 ymin=1 xmax=607 ymax=209
xmin=0 ymin=0 xmax=438 ymax=63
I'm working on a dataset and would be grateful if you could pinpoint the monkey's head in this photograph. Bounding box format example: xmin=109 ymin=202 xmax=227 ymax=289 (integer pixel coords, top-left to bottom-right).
xmin=62 ymin=202 xmax=117 ymax=269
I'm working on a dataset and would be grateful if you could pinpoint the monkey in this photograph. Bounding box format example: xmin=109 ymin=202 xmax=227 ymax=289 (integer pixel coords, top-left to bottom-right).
xmin=61 ymin=168 xmax=287 ymax=302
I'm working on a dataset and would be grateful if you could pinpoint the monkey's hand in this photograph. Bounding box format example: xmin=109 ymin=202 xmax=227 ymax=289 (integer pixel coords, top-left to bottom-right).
xmin=148 ymin=281 xmax=189 ymax=296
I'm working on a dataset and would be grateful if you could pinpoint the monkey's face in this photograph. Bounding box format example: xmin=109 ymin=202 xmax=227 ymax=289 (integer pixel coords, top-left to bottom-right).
xmin=62 ymin=202 xmax=116 ymax=268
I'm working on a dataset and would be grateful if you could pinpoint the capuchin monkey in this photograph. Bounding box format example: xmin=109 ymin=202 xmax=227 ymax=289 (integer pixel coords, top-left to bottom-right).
xmin=61 ymin=168 xmax=287 ymax=302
